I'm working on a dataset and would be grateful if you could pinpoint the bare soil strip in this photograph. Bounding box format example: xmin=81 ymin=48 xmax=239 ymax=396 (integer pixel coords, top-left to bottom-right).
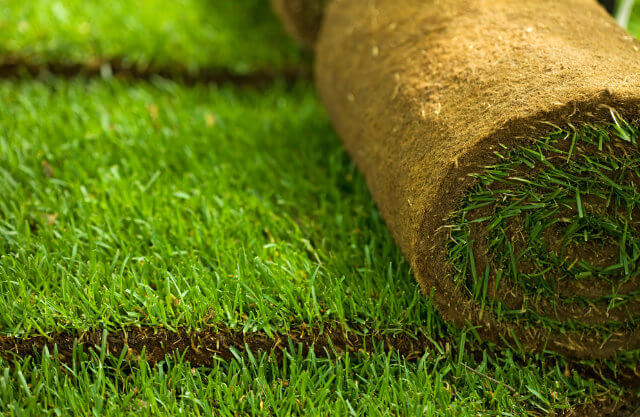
xmin=1 ymin=324 xmax=638 ymax=386
xmin=0 ymin=325 xmax=432 ymax=366
xmin=0 ymin=55 xmax=309 ymax=85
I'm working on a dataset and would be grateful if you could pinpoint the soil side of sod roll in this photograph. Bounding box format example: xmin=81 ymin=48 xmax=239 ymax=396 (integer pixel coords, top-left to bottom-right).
xmin=277 ymin=0 xmax=640 ymax=359
xmin=270 ymin=0 xmax=326 ymax=48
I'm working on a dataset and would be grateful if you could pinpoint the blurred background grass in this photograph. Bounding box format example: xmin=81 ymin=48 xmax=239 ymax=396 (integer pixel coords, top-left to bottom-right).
xmin=0 ymin=0 xmax=307 ymax=73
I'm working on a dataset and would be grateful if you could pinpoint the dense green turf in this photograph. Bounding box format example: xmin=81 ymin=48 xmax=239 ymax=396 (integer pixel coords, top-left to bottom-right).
xmin=0 ymin=0 xmax=305 ymax=73
xmin=1 ymin=343 xmax=602 ymax=417
xmin=0 ymin=79 xmax=434 ymax=336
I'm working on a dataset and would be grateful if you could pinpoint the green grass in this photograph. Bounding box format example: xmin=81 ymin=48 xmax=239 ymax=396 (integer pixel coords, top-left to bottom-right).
xmin=625 ymin=0 xmax=640 ymax=35
xmin=0 ymin=79 xmax=433 ymax=336
xmin=0 ymin=335 xmax=615 ymax=416
xmin=0 ymin=0 xmax=305 ymax=73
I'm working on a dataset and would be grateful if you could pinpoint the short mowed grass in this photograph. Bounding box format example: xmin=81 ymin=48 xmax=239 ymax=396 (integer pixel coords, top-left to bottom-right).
xmin=0 ymin=79 xmax=432 ymax=336
xmin=0 ymin=1 xmax=639 ymax=416
xmin=0 ymin=0 xmax=305 ymax=73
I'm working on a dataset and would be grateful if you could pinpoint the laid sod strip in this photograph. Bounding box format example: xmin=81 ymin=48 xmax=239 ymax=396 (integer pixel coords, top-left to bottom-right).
xmin=0 ymin=0 xmax=306 ymax=75
xmin=3 ymin=323 xmax=640 ymax=390
xmin=0 ymin=78 xmax=435 ymax=338
xmin=0 ymin=325 xmax=628 ymax=416
xmin=0 ymin=346 xmax=586 ymax=417
xmin=273 ymin=0 xmax=640 ymax=359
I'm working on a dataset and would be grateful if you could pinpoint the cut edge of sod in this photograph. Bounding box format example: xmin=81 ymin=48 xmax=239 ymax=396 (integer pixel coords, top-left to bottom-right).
xmin=432 ymin=109 xmax=640 ymax=360
xmin=0 ymin=55 xmax=310 ymax=86
xmin=0 ymin=323 xmax=433 ymax=367
xmin=3 ymin=321 xmax=640 ymax=389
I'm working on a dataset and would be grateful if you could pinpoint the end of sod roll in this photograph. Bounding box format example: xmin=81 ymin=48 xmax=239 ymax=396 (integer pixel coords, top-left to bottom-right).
xmin=270 ymin=0 xmax=326 ymax=48
xmin=447 ymin=120 xmax=640 ymax=358
xmin=276 ymin=0 xmax=640 ymax=359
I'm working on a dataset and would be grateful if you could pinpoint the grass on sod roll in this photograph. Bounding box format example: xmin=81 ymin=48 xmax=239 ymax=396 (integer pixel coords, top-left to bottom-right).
xmin=0 ymin=78 xmax=623 ymax=415
xmin=0 ymin=0 xmax=305 ymax=74
xmin=443 ymin=117 xmax=640 ymax=378
xmin=447 ymin=118 xmax=640 ymax=343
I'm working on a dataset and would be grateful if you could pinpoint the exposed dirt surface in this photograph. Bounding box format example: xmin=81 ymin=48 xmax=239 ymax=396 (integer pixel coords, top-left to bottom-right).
xmin=0 ymin=325 xmax=433 ymax=366
xmin=559 ymin=395 xmax=640 ymax=417
xmin=313 ymin=0 xmax=640 ymax=359
xmin=0 ymin=55 xmax=310 ymax=86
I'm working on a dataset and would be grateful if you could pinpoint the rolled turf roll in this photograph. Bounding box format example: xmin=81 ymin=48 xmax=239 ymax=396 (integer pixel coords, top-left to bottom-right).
xmin=270 ymin=0 xmax=326 ymax=47
xmin=273 ymin=0 xmax=640 ymax=359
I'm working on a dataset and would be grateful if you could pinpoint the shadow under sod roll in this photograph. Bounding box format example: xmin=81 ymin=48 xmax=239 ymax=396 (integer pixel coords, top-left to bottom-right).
xmin=274 ymin=0 xmax=640 ymax=360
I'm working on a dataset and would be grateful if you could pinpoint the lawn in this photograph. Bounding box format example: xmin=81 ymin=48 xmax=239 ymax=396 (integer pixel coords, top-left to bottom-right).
xmin=0 ymin=1 xmax=638 ymax=416
xmin=0 ymin=0 xmax=306 ymax=74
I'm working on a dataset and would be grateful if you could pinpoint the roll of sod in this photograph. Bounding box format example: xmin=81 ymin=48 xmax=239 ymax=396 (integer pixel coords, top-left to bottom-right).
xmin=270 ymin=0 xmax=325 ymax=47
xmin=273 ymin=0 xmax=640 ymax=359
